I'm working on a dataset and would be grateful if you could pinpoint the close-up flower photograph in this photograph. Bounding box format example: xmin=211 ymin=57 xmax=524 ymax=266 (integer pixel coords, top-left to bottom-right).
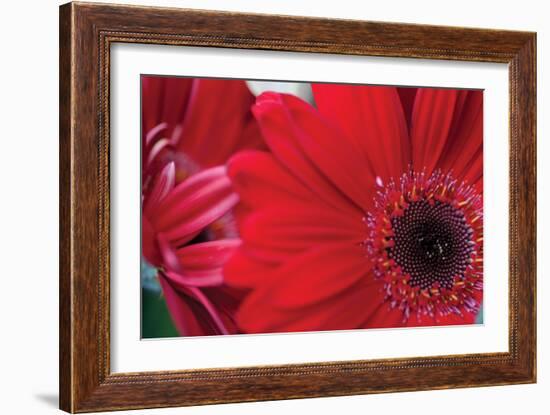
xmin=141 ymin=76 xmax=484 ymax=337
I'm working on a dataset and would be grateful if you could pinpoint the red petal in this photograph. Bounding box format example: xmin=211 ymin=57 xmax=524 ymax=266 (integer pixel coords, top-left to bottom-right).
xmin=312 ymin=84 xmax=410 ymax=181
xmin=239 ymin=206 xmax=365 ymax=263
xmin=141 ymin=76 xmax=193 ymax=142
xmin=144 ymin=137 xmax=173 ymax=173
xmin=228 ymin=150 xmax=316 ymax=210
xmin=461 ymin=149 xmax=483 ymax=189
xmin=260 ymin=243 xmax=369 ymax=309
xmin=237 ymin=277 xmax=380 ymax=334
xmin=397 ymin=87 xmax=418 ymax=130
xmin=162 ymin=192 xmax=238 ymax=245
xmin=153 ymin=167 xmax=238 ymax=244
xmin=362 ymin=302 xmax=405 ymax=328
xmin=410 ymin=88 xmax=467 ymax=175
xmin=144 ymin=122 xmax=168 ymax=148
xmin=307 ymin=278 xmax=384 ymax=330
xmin=407 ymin=310 xmax=474 ymax=327
xmin=158 ymin=274 xmax=206 ymax=336
xmin=224 ymin=248 xmax=276 ymax=288
xmin=436 ymin=90 xmax=483 ymax=181
xmin=166 ymin=269 xmax=223 ymax=287
xmin=253 ymin=92 xmax=371 ymax=213
xmin=157 ymin=166 xmax=229 ymax=217
xmin=177 ymin=79 xmax=262 ymax=167
xmin=176 ymin=239 xmax=241 ymax=271
xmin=142 ymin=215 xmax=161 ymax=267
xmin=143 ymin=162 xmax=175 ymax=216
xmin=157 ymin=233 xmax=182 ymax=273
xmin=186 ymin=286 xmax=230 ymax=335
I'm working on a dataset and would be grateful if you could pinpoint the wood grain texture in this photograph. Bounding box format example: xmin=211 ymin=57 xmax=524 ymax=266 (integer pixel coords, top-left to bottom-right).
xmin=59 ymin=2 xmax=537 ymax=412
xmin=59 ymin=3 xmax=73 ymax=411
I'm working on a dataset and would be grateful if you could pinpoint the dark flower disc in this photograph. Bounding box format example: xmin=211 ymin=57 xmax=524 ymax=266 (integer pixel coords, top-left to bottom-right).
xmin=388 ymin=200 xmax=474 ymax=290
xmin=365 ymin=170 xmax=483 ymax=322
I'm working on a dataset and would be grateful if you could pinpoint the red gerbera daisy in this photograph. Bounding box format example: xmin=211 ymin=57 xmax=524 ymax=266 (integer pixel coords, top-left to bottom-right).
xmin=226 ymin=84 xmax=483 ymax=334
xmin=141 ymin=77 xmax=262 ymax=336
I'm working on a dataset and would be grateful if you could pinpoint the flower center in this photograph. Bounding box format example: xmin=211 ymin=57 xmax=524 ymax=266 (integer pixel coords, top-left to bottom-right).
xmin=365 ymin=170 xmax=483 ymax=323
xmin=388 ymin=200 xmax=474 ymax=290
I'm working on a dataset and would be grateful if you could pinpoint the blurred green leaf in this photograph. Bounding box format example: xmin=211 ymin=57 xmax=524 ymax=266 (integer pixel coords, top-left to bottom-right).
xmin=141 ymin=287 xmax=179 ymax=338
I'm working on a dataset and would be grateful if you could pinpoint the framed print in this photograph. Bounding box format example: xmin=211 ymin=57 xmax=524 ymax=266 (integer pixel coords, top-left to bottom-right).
xmin=59 ymin=2 xmax=536 ymax=412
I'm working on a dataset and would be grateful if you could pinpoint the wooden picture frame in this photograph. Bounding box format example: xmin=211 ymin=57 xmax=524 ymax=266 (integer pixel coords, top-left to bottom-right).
xmin=59 ymin=2 xmax=536 ymax=412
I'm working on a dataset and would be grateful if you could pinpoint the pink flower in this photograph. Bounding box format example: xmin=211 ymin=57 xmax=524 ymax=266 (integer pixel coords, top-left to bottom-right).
xmin=142 ymin=76 xmax=263 ymax=187
xmin=142 ymin=77 xmax=262 ymax=336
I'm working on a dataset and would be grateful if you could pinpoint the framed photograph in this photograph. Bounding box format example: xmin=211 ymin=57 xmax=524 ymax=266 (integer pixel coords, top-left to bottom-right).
xmin=59 ymin=2 xmax=536 ymax=412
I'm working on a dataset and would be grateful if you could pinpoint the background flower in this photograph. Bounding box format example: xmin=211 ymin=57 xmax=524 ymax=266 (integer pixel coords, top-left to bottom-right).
xmin=141 ymin=76 xmax=262 ymax=336
xmin=142 ymin=76 xmax=263 ymax=188
xmin=226 ymin=85 xmax=483 ymax=334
